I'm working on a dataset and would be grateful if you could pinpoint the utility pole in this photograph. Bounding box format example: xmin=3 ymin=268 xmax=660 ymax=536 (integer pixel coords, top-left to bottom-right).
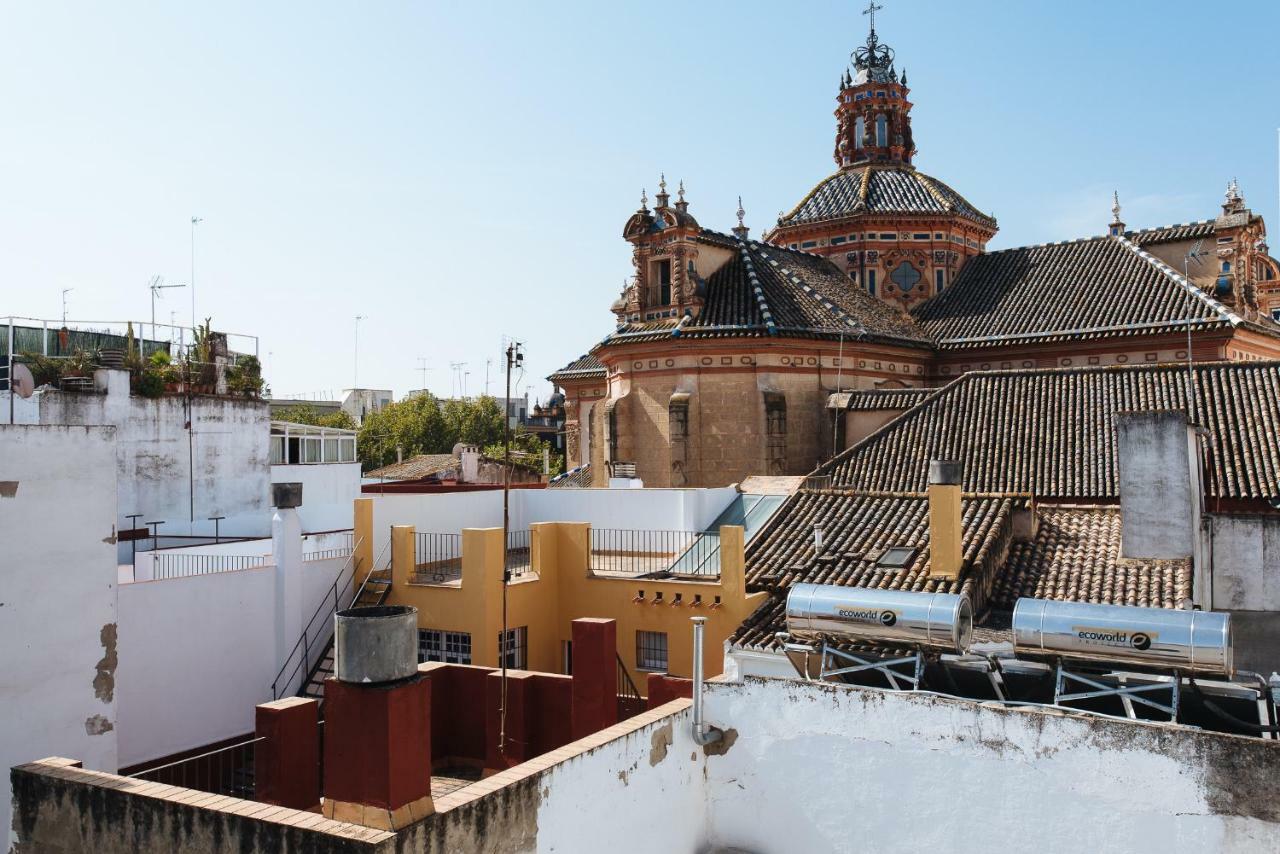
xmin=190 ymin=217 xmax=203 ymax=334
xmin=499 ymin=338 xmax=523 ymax=756
xmin=353 ymin=315 xmax=367 ymax=390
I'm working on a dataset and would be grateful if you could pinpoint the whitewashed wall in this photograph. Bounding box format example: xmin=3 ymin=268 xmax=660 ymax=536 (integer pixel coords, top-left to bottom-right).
xmin=115 ymin=555 xmax=350 ymax=767
xmin=1210 ymin=514 xmax=1280 ymax=611
xmin=271 ymin=462 xmax=361 ymax=533
xmin=30 ymin=370 xmax=272 ymax=561
xmin=0 ymin=425 xmax=119 ymax=852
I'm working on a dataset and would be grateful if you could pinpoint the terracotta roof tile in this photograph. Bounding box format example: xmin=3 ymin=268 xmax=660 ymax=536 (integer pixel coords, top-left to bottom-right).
xmin=548 ymin=353 xmax=606 ymax=383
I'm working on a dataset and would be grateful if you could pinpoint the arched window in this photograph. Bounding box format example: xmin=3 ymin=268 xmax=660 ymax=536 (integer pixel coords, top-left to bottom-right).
xmin=875 ymin=115 xmax=887 ymax=147
xmin=854 ymin=116 xmax=865 ymax=150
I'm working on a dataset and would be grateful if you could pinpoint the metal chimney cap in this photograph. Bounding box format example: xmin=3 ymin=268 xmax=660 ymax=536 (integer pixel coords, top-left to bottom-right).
xmin=928 ymin=460 xmax=963 ymax=487
xmin=272 ymin=482 xmax=303 ymax=509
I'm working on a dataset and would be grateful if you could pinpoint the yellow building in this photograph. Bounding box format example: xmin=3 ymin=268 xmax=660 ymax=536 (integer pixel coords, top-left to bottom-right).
xmin=352 ymin=498 xmax=764 ymax=694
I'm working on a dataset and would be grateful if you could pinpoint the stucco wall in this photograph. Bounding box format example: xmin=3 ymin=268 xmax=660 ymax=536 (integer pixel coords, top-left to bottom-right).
xmin=115 ymin=555 xmax=351 ymax=767
xmin=272 ymin=463 xmax=361 ymax=532
xmin=32 ymin=371 xmax=271 ymax=561
xmin=0 ymin=425 xmax=119 ymax=852
xmin=1210 ymin=514 xmax=1280 ymax=612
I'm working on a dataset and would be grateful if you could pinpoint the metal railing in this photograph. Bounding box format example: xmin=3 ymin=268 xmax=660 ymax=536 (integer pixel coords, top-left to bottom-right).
xmin=414 ymin=532 xmax=463 ymax=584
xmin=271 ymin=536 xmax=380 ymax=700
xmin=617 ymin=654 xmax=645 ymax=721
xmin=589 ymin=529 xmax=722 ymax=577
xmin=505 ymin=529 xmax=532 ymax=576
xmin=127 ymin=736 xmax=264 ymax=798
xmin=303 ymin=546 xmax=354 ymax=563
xmin=152 ymin=552 xmax=269 ymax=579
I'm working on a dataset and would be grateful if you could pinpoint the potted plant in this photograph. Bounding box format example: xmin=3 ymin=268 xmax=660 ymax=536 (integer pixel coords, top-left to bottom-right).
xmin=59 ymin=349 xmax=99 ymax=391
xmin=225 ymin=355 xmax=264 ymax=399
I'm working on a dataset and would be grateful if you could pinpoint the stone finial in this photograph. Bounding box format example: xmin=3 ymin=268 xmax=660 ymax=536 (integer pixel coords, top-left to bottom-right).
xmin=675 ymin=179 xmax=689 ymax=213
xmin=656 ymin=173 xmax=670 ymax=208
xmin=732 ymin=197 xmax=749 ymax=240
xmin=1112 ymin=190 xmax=1122 ymax=224
xmin=640 ymin=188 xmax=649 ymax=212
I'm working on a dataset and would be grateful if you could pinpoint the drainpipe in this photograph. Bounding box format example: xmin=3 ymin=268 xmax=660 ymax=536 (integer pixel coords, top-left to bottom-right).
xmin=691 ymin=616 xmax=723 ymax=746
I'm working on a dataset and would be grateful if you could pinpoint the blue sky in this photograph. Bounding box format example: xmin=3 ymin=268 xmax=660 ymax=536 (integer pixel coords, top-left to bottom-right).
xmin=2 ymin=1 xmax=1277 ymax=402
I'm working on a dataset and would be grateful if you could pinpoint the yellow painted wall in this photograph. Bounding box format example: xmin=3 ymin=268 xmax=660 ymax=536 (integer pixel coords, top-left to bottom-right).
xmin=382 ymin=520 xmax=765 ymax=695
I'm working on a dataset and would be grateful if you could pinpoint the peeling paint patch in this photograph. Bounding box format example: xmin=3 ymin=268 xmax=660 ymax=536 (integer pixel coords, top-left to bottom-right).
xmin=649 ymin=722 xmax=673 ymax=766
xmin=617 ymin=769 xmax=629 ymax=785
xmin=93 ymin=623 xmax=118 ymax=702
xmin=0 ymin=481 xmax=18 ymax=498
xmin=703 ymin=727 xmax=738 ymax=757
xmin=84 ymin=715 xmax=113 ymax=735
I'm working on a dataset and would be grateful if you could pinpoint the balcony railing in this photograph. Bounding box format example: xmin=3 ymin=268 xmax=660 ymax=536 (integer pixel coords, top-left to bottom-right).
xmin=589 ymin=529 xmax=721 ymax=577
xmin=414 ymin=532 xmax=463 ymax=584
xmin=151 ymin=552 xmax=269 ymax=580
xmin=505 ymin=529 xmax=532 ymax=578
xmin=127 ymin=736 xmax=264 ymax=798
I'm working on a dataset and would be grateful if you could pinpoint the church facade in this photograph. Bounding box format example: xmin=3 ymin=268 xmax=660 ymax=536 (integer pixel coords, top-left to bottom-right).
xmin=550 ymin=14 xmax=1280 ymax=490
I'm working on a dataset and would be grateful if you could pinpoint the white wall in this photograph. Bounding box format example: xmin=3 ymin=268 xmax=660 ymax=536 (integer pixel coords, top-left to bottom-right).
xmin=698 ymin=678 xmax=1280 ymax=854
xmin=0 ymin=425 xmax=119 ymax=852
xmin=271 ymin=463 xmax=361 ymax=533
xmin=367 ymin=490 xmax=505 ymax=564
xmin=115 ymin=555 xmax=350 ymax=767
xmin=30 ymin=370 xmax=272 ymax=561
xmin=1210 ymin=514 xmax=1280 ymax=611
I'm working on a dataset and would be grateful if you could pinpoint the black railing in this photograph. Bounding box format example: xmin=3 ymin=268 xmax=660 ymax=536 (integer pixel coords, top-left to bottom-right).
xmin=505 ymin=529 xmax=532 ymax=577
xmin=152 ymin=552 xmax=269 ymax=579
xmin=616 ymin=654 xmax=645 ymax=721
xmin=414 ymin=532 xmax=462 ymax=584
xmin=303 ymin=546 xmax=354 ymax=563
xmin=271 ymin=536 xmax=380 ymax=700
xmin=589 ymin=529 xmax=721 ymax=577
xmin=128 ymin=736 xmax=263 ymax=798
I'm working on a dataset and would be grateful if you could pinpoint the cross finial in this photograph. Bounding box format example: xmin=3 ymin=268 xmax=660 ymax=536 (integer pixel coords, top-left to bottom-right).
xmin=863 ymin=1 xmax=884 ymax=33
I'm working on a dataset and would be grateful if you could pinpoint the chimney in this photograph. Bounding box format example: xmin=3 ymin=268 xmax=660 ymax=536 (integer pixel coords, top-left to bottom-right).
xmin=271 ymin=483 xmax=304 ymax=669
xmin=927 ymin=460 xmax=963 ymax=579
xmin=1116 ymin=411 xmax=1203 ymax=565
xmin=323 ymin=605 xmax=433 ymax=829
xmin=460 ymin=444 xmax=480 ymax=483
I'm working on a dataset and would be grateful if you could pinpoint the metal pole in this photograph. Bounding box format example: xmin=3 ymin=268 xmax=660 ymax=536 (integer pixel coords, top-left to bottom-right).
xmin=353 ymin=316 xmax=366 ymax=391
xmin=190 ymin=217 xmax=202 ymax=334
xmin=499 ymin=341 xmax=513 ymax=754
xmin=7 ymin=318 xmax=14 ymax=425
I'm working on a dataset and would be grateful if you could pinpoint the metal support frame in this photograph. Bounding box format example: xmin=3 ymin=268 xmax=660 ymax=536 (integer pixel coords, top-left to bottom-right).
xmin=819 ymin=641 xmax=925 ymax=691
xmin=1054 ymin=662 xmax=1180 ymax=722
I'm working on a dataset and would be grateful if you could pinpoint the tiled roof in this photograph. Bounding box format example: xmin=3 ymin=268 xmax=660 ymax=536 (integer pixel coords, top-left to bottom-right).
xmin=829 ymin=387 xmax=934 ymax=411
xmin=609 ymin=239 xmax=932 ymax=348
xmin=777 ymin=166 xmax=996 ymax=230
xmin=548 ymin=353 xmax=606 ymax=383
xmin=912 ymin=235 xmax=1239 ymax=349
xmin=1126 ymin=220 xmax=1216 ymax=246
xmin=815 ymin=361 xmax=1280 ymax=501
xmin=549 ymin=464 xmax=593 ymax=488
xmin=365 ymin=454 xmax=459 ymax=481
xmin=993 ymin=506 xmax=1191 ymax=611
xmin=732 ymin=489 xmax=1021 ymax=649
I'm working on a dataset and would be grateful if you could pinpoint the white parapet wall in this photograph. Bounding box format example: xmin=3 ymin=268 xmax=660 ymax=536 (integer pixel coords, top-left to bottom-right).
xmin=0 ymin=425 xmax=120 ymax=853
xmin=271 ymin=462 xmax=362 ymax=533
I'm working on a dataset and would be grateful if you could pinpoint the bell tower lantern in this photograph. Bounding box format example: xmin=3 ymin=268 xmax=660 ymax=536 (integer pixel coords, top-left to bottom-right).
xmin=834 ymin=2 xmax=915 ymax=169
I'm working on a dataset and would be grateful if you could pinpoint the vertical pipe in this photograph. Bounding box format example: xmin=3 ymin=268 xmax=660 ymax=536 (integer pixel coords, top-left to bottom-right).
xmin=691 ymin=616 xmax=722 ymax=745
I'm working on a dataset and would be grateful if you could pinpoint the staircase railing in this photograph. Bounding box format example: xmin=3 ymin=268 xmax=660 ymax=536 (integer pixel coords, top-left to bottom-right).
xmin=616 ymin=653 xmax=645 ymax=721
xmin=270 ymin=535 xmax=385 ymax=699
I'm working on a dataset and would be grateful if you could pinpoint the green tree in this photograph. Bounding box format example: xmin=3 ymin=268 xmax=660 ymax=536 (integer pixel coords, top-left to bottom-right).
xmin=483 ymin=428 xmax=564 ymax=478
xmin=357 ymin=391 xmax=450 ymax=470
xmin=274 ymin=403 xmax=356 ymax=430
xmin=442 ymin=395 xmax=505 ymax=448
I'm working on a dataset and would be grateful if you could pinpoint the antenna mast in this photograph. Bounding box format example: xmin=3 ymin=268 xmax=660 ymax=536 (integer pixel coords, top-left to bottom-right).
xmin=499 ymin=339 xmax=524 ymax=756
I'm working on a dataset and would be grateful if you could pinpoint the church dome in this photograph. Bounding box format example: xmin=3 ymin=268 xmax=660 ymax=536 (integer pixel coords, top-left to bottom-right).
xmin=778 ymin=165 xmax=996 ymax=230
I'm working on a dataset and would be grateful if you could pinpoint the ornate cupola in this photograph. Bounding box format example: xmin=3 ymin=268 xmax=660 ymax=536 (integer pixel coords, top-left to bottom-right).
xmin=834 ymin=2 xmax=915 ymax=169
xmin=619 ymin=175 xmax=711 ymax=324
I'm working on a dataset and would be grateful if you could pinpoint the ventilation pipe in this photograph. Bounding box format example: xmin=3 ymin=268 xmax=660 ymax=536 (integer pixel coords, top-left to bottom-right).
xmin=691 ymin=616 xmax=723 ymax=746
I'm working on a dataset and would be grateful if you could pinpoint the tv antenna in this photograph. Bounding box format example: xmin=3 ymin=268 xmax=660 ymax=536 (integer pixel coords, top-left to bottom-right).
xmin=149 ymin=275 xmax=186 ymax=345
xmin=1183 ymin=239 xmax=1210 ymax=425
xmin=417 ymin=357 xmax=431 ymax=393
xmin=449 ymin=362 xmax=467 ymax=399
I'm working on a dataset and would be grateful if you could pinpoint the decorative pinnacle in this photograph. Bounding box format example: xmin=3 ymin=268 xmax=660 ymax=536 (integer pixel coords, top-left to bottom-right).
xmin=659 ymin=173 xmax=667 ymax=194
xmin=737 ymin=196 xmax=746 ymax=227
xmin=640 ymin=188 xmax=648 ymax=210
xmin=678 ymin=180 xmax=685 ymax=203
xmin=732 ymin=196 xmax=750 ymax=239
xmin=1111 ymin=190 xmax=1122 ymax=224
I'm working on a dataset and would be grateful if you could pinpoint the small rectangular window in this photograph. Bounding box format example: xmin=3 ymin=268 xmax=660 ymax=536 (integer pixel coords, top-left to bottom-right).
xmin=801 ymin=240 xmax=818 ymax=249
xmin=830 ymin=236 xmax=846 ymax=245
xmin=636 ymin=630 xmax=669 ymax=672
xmin=934 ymin=232 xmax=944 ymax=240
xmin=788 ymin=243 xmax=799 ymax=249
xmin=303 ymin=437 xmax=321 ymax=464
xmin=913 ymin=233 xmax=929 ymax=240
xmin=419 ymin=629 xmax=472 ymax=665
xmin=935 ymin=269 xmax=945 ymax=292
xmin=880 ymin=233 xmax=897 ymax=240
xmin=498 ymin=626 xmax=528 ymax=669
xmin=323 ymin=438 xmax=338 ymax=462
xmin=868 ymin=269 xmax=877 ymax=295
xmin=269 ymin=436 xmax=285 ymax=465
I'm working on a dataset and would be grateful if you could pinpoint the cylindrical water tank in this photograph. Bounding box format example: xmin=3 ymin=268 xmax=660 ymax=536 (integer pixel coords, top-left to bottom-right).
xmin=1011 ymin=598 xmax=1232 ymax=678
xmin=785 ymin=583 xmax=973 ymax=654
xmin=334 ymin=605 xmax=419 ymax=684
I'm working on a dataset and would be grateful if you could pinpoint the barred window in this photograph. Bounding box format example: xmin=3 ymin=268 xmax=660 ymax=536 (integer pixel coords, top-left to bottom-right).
xmin=498 ymin=626 xmax=528 ymax=669
xmin=636 ymin=630 xmax=668 ymax=672
xmin=418 ymin=629 xmax=472 ymax=665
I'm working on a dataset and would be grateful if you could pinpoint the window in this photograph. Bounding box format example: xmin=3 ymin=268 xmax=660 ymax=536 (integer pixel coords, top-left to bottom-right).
xmin=498 ymin=626 xmax=528 ymax=669
xmin=323 ymin=438 xmax=338 ymax=462
xmin=339 ymin=438 xmax=357 ymax=462
xmin=875 ymin=114 xmax=887 ymax=147
xmin=1271 ymin=308 xmax=1280 ymax=323
xmin=636 ymin=631 xmax=668 ymax=672
xmin=270 ymin=436 xmax=285 ymax=465
xmin=303 ymin=436 xmax=321 ymax=463
xmin=1221 ymin=261 xmax=1231 ymax=273
xmin=876 ymin=546 xmax=917 ymax=570
xmin=913 ymin=233 xmax=929 ymax=240
xmin=934 ymin=232 xmax=944 ymax=240
xmin=854 ymin=115 xmax=865 ymax=150
xmin=831 ymin=236 xmax=846 ymax=246
xmin=879 ymin=233 xmax=897 ymax=240
xmin=418 ymin=629 xmax=472 ymax=665
xmin=935 ymin=268 xmax=946 ymax=292
xmin=890 ymin=261 xmax=921 ymax=292
xmin=653 ymin=259 xmax=672 ymax=305
xmin=801 ymin=240 xmax=818 ymax=249
xmin=867 ymin=269 xmax=877 ymax=295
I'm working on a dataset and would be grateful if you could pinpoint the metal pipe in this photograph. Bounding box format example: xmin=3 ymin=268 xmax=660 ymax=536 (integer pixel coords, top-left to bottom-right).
xmin=691 ymin=616 xmax=723 ymax=746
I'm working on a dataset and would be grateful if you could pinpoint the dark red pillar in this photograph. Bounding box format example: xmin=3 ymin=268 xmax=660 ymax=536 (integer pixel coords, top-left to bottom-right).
xmin=485 ymin=670 xmax=533 ymax=770
xmin=323 ymin=674 xmax=433 ymax=829
xmin=254 ymin=697 xmax=320 ymax=811
xmin=646 ymin=673 xmax=693 ymax=709
xmin=570 ymin=618 xmax=618 ymax=740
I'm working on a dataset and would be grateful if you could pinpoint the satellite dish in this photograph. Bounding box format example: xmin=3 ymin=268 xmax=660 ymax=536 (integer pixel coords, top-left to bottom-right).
xmin=11 ymin=363 xmax=35 ymax=399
